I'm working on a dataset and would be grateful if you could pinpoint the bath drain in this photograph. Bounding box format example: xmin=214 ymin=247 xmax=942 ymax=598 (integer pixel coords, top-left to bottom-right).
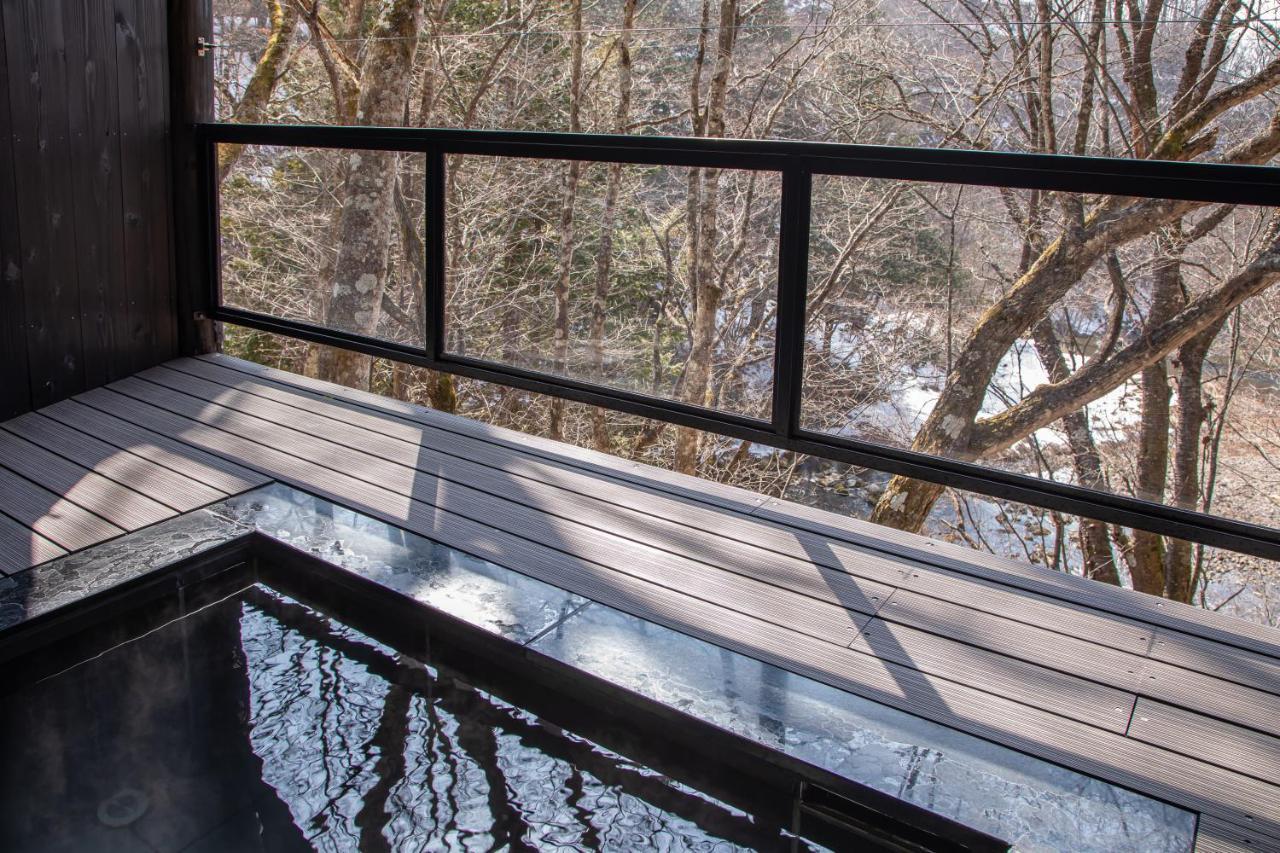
xmin=97 ymin=788 xmax=150 ymax=828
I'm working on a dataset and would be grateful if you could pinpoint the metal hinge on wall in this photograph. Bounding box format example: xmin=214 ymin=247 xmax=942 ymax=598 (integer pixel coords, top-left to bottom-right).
xmin=196 ymin=37 xmax=222 ymax=57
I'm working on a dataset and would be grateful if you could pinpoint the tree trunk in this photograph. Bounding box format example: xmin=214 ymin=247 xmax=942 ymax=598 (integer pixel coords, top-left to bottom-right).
xmin=587 ymin=0 xmax=637 ymax=453
xmin=1130 ymin=228 xmax=1184 ymax=595
xmin=674 ymin=0 xmax=738 ymax=474
xmin=425 ymin=370 xmax=457 ymax=413
xmin=216 ymin=0 xmax=298 ymax=184
xmin=316 ymin=0 xmax=424 ymax=390
xmin=1165 ymin=322 xmax=1220 ymax=601
xmin=1031 ymin=320 xmax=1121 ymax=585
xmin=870 ymin=217 xmax=1127 ymax=531
xmin=548 ymin=0 xmax=584 ymax=441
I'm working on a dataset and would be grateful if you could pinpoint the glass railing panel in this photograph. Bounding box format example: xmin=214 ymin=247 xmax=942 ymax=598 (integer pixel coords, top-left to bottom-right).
xmin=444 ymin=155 xmax=781 ymax=419
xmin=217 ymin=143 xmax=428 ymax=349
xmin=802 ymin=173 xmax=1278 ymax=551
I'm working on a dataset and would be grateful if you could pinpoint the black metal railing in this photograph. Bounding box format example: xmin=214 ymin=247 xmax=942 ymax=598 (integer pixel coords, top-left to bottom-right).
xmin=196 ymin=121 xmax=1280 ymax=562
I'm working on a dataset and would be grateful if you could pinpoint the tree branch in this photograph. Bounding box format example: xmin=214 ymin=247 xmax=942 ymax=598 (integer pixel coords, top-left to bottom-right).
xmin=970 ymin=227 xmax=1280 ymax=454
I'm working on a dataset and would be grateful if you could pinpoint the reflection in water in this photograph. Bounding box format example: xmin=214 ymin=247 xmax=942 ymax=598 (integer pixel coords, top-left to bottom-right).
xmin=0 ymin=584 xmax=815 ymax=852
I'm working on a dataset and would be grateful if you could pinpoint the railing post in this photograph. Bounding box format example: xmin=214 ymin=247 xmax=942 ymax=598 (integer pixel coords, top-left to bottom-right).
xmin=771 ymin=164 xmax=812 ymax=440
xmin=424 ymin=147 xmax=447 ymax=362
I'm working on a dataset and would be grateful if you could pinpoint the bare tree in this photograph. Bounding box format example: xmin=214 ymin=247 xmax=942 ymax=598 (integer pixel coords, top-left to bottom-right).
xmin=216 ymin=0 xmax=298 ymax=184
xmin=316 ymin=0 xmax=425 ymax=390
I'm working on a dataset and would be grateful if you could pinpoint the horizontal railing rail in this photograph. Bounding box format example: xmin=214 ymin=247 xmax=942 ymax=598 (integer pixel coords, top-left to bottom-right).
xmin=196 ymin=121 xmax=1280 ymax=564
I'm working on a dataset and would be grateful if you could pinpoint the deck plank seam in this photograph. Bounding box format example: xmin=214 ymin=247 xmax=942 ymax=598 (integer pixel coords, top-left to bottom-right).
xmin=0 ymin=428 xmax=176 ymax=530
xmin=161 ymin=359 xmax=765 ymax=542
xmin=39 ymin=398 xmax=271 ymax=493
xmin=746 ymin=499 xmax=1280 ymax=663
xmin=0 ymin=458 xmax=129 ymax=536
xmin=0 ymin=506 xmax=69 ymax=575
xmin=152 ymin=363 xmax=761 ymax=551
xmin=21 ymin=409 xmax=235 ymax=501
xmin=0 ymin=418 xmax=191 ymax=515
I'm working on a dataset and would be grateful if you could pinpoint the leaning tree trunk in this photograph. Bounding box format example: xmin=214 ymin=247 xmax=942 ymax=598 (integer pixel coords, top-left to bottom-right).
xmin=674 ymin=0 xmax=738 ymax=474
xmin=868 ymin=223 xmax=1110 ymax=531
xmin=216 ymin=0 xmax=298 ymax=184
xmin=317 ymin=0 xmax=424 ymax=390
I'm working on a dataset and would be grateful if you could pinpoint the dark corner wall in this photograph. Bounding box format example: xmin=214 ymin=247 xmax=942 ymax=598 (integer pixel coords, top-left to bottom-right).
xmin=0 ymin=0 xmax=179 ymax=419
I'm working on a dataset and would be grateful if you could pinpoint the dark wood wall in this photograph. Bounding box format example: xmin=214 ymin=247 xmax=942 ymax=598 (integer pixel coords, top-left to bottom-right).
xmin=0 ymin=0 xmax=177 ymax=419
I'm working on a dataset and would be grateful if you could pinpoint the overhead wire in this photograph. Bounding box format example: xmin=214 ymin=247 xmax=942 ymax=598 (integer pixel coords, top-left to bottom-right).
xmin=207 ymin=13 xmax=1280 ymax=47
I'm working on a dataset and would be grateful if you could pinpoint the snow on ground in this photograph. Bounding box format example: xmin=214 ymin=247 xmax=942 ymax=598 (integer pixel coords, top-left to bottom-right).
xmin=828 ymin=337 xmax=1142 ymax=465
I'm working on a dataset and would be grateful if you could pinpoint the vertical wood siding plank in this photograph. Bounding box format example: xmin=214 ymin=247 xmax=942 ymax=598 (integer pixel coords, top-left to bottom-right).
xmin=112 ymin=0 xmax=151 ymax=374
xmin=30 ymin=0 xmax=88 ymax=403
xmin=62 ymin=0 xmax=110 ymax=389
xmin=113 ymin=0 xmax=175 ymax=372
xmin=0 ymin=1 xmax=33 ymax=418
xmin=3 ymin=0 xmax=86 ymax=406
xmin=138 ymin=0 xmax=176 ymax=363
xmin=66 ymin=0 xmax=133 ymax=384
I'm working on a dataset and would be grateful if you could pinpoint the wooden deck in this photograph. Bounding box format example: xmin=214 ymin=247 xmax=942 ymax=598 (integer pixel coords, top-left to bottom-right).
xmin=1 ymin=353 xmax=1277 ymax=851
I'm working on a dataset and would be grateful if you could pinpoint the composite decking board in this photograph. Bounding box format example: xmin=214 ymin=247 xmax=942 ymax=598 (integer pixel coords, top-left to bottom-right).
xmin=1149 ymin=628 xmax=1280 ymax=698
xmin=142 ymin=365 xmax=907 ymax=615
xmin=152 ymin=362 xmax=1275 ymax=729
xmin=39 ymin=398 xmax=269 ymax=495
xmin=133 ymin=368 xmax=1158 ymax=727
xmin=752 ymin=496 xmax=1280 ymax=661
xmin=1195 ymin=815 xmax=1280 ymax=853
xmin=167 ymin=358 xmax=766 ymax=524
xmin=98 ymin=376 xmax=1150 ymax=732
xmin=876 ymin=588 xmax=1145 ymax=690
xmin=186 ymin=358 xmax=1279 ymax=671
xmin=79 ymin=384 xmax=881 ymax=650
xmin=0 ymin=463 xmax=124 ymax=552
xmin=158 ymin=360 xmax=1162 ymax=662
xmin=1129 ymin=698 xmax=1280 ymax=784
xmin=1137 ymin=656 xmax=1280 ymax=739
xmin=196 ymin=354 xmax=769 ymax=513
xmin=850 ymin=614 xmax=1136 ymax=731
xmin=1 ymin=412 xmax=225 ymax=512
xmin=896 ymin=561 xmax=1154 ymax=656
xmin=0 ymin=510 xmax=66 ymax=575
xmin=0 ymin=429 xmax=173 ymax=531
xmin=878 ymin=587 xmax=1280 ymax=737
xmin=63 ymin=393 xmax=1280 ymax=833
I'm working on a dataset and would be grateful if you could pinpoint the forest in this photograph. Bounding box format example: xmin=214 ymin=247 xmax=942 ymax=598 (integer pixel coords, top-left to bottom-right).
xmin=211 ymin=0 xmax=1280 ymax=624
